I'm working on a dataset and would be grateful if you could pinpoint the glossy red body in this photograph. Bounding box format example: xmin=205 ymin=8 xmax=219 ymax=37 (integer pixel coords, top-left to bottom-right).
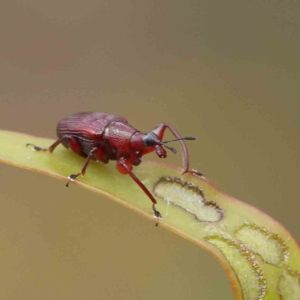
xmin=57 ymin=112 xmax=131 ymax=163
xmin=27 ymin=111 xmax=194 ymax=222
xmin=56 ymin=112 xmax=190 ymax=174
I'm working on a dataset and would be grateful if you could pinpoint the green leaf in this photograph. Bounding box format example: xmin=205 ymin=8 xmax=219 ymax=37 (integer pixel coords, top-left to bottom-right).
xmin=1 ymin=130 xmax=299 ymax=300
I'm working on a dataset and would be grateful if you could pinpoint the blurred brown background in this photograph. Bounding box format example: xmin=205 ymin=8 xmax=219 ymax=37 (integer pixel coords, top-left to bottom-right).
xmin=0 ymin=1 xmax=299 ymax=299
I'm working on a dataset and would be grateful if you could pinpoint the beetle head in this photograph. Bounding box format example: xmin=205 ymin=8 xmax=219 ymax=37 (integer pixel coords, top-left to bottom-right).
xmin=142 ymin=132 xmax=160 ymax=147
xmin=141 ymin=132 xmax=166 ymax=158
xmin=142 ymin=132 xmax=196 ymax=158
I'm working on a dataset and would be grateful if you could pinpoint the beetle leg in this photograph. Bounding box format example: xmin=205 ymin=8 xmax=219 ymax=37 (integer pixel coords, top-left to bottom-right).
xmin=117 ymin=158 xmax=162 ymax=225
xmin=189 ymin=169 xmax=205 ymax=177
xmin=26 ymin=135 xmax=70 ymax=153
xmin=66 ymin=148 xmax=97 ymax=187
xmin=151 ymin=123 xmax=190 ymax=174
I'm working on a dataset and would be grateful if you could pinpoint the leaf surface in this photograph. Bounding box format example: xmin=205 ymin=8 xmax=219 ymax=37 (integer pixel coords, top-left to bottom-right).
xmin=1 ymin=130 xmax=299 ymax=300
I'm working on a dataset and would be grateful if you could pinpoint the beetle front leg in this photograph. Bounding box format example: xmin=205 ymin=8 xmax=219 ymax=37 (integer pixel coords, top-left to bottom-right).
xmin=66 ymin=148 xmax=97 ymax=187
xmin=151 ymin=123 xmax=190 ymax=174
xmin=189 ymin=169 xmax=205 ymax=177
xmin=117 ymin=158 xmax=162 ymax=225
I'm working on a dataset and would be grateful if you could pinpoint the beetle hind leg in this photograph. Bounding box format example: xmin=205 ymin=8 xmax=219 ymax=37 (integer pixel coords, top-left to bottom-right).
xmin=26 ymin=135 xmax=70 ymax=153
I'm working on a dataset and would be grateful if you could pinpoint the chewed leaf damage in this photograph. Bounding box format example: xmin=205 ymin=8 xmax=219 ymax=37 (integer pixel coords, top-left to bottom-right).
xmin=235 ymin=223 xmax=289 ymax=267
xmin=278 ymin=268 xmax=300 ymax=299
xmin=205 ymin=235 xmax=267 ymax=300
xmin=153 ymin=177 xmax=223 ymax=222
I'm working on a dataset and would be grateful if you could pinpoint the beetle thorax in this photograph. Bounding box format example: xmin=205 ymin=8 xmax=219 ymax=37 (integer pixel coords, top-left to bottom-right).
xmin=105 ymin=122 xmax=138 ymax=156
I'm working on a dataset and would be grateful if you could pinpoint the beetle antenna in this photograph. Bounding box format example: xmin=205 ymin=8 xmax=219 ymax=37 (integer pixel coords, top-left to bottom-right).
xmin=164 ymin=145 xmax=177 ymax=154
xmin=160 ymin=136 xmax=195 ymax=155
xmin=162 ymin=136 xmax=196 ymax=144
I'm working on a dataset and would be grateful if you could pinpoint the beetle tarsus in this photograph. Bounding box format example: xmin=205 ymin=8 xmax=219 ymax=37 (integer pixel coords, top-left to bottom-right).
xmin=190 ymin=169 xmax=205 ymax=177
xmin=152 ymin=204 xmax=162 ymax=226
xmin=26 ymin=143 xmax=48 ymax=151
xmin=66 ymin=173 xmax=80 ymax=187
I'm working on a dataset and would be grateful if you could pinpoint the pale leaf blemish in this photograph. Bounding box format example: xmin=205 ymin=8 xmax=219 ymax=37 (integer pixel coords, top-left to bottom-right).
xmin=234 ymin=223 xmax=289 ymax=267
xmin=278 ymin=268 xmax=300 ymax=300
xmin=153 ymin=177 xmax=223 ymax=222
xmin=205 ymin=234 xmax=267 ymax=300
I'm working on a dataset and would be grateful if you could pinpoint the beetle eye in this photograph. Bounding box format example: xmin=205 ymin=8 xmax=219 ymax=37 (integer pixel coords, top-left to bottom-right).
xmin=142 ymin=132 xmax=160 ymax=147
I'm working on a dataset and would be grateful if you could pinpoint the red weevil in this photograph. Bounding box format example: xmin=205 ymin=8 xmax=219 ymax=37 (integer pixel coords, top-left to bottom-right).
xmin=27 ymin=112 xmax=196 ymax=223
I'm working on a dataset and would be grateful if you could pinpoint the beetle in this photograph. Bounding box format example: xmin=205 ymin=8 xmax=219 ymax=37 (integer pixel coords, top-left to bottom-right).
xmin=26 ymin=112 xmax=196 ymax=223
